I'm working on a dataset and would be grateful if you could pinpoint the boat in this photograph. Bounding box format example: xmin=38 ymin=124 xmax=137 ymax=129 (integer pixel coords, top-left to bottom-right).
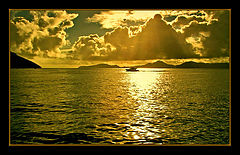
xmin=126 ymin=67 xmax=139 ymax=71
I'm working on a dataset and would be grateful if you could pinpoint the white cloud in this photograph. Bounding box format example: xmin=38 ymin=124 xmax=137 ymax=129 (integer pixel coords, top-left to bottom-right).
xmin=87 ymin=10 xmax=160 ymax=29
xmin=10 ymin=10 xmax=78 ymax=59
xmin=71 ymin=34 xmax=116 ymax=60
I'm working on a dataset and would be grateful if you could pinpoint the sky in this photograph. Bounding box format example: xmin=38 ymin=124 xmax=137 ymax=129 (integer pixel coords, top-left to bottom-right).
xmin=10 ymin=9 xmax=230 ymax=68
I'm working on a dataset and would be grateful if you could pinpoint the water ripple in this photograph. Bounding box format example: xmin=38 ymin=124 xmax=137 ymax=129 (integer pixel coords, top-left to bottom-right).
xmin=10 ymin=68 xmax=229 ymax=144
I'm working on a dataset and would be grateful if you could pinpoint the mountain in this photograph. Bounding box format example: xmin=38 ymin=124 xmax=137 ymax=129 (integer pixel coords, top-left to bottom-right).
xmin=136 ymin=61 xmax=174 ymax=68
xmin=176 ymin=61 xmax=229 ymax=68
xmin=78 ymin=63 xmax=120 ymax=68
xmin=10 ymin=52 xmax=41 ymax=68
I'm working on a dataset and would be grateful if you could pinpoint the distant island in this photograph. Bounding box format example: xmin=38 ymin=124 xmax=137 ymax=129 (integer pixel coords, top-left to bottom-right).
xmin=78 ymin=63 xmax=120 ymax=69
xmin=10 ymin=52 xmax=41 ymax=68
xmin=135 ymin=61 xmax=174 ymax=68
xmin=175 ymin=61 xmax=229 ymax=68
xmin=78 ymin=60 xmax=229 ymax=69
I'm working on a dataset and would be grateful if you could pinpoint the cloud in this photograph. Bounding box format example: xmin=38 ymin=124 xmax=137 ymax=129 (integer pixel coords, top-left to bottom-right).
xmin=182 ymin=10 xmax=229 ymax=58
xmin=78 ymin=10 xmax=229 ymax=61
xmin=70 ymin=14 xmax=196 ymax=61
xmin=71 ymin=34 xmax=116 ymax=60
xmin=10 ymin=10 xmax=78 ymax=58
xmin=163 ymin=10 xmax=218 ymax=33
xmin=202 ymin=11 xmax=229 ymax=58
xmin=10 ymin=10 xmax=230 ymax=65
xmin=127 ymin=14 xmax=196 ymax=59
xmin=87 ymin=10 xmax=160 ymax=29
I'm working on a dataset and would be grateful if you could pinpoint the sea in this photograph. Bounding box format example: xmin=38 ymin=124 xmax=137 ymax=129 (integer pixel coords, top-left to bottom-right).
xmin=10 ymin=68 xmax=230 ymax=144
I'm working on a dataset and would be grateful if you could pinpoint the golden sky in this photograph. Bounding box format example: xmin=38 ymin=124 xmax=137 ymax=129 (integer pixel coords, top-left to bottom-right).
xmin=10 ymin=9 xmax=230 ymax=68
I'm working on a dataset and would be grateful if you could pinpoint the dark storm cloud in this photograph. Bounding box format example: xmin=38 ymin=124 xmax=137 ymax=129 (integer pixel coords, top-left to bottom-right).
xmin=73 ymin=14 xmax=197 ymax=61
xmin=182 ymin=10 xmax=229 ymax=58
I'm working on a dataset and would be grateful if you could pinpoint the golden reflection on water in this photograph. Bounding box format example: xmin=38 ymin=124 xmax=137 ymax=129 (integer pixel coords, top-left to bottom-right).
xmin=127 ymin=68 xmax=164 ymax=99
xmin=125 ymin=68 xmax=168 ymax=143
xmin=10 ymin=68 xmax=230 ymax=144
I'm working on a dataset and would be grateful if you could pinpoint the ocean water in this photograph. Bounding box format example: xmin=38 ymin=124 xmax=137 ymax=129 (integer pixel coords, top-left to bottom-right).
xmin=10 ymin=68 xmax=230 ymax=144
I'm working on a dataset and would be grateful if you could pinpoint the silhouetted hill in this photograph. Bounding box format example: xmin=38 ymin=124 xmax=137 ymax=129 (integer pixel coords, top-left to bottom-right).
xmin=77 ymin=61 xmax=229 ymax=69
xmin=125 ymin=61 xmax=229 ymax=69
xmin=176 ymin=61 xmax=229 ymax=68
xmin=78 ymin=63 xmax=120 ymax=68
xmin=136 ymin=61 xmax=174 ymax=68
xmin=10 ymin=52 xmax=41 ymax=68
